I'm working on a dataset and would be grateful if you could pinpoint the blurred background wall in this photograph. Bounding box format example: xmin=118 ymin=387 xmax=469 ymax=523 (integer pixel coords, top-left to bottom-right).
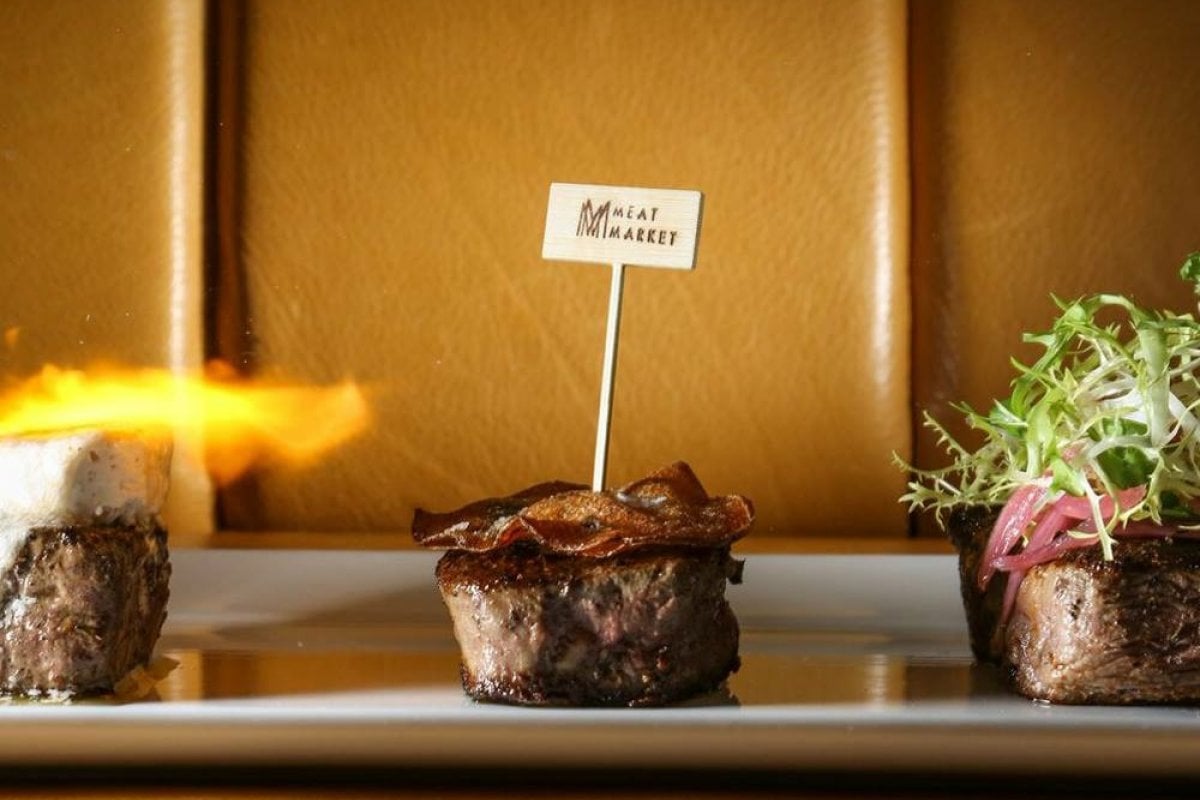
xmin=1 ymin=0 xmax=1197 ymax=538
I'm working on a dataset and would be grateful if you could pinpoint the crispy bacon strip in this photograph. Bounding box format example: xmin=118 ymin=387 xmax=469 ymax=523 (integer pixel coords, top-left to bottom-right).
xmin=411 ymin=462 xmax=753 ymax=557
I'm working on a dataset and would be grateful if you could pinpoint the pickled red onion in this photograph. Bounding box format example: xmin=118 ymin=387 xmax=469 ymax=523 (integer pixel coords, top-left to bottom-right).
xmin=984 ymin=483 xmax=1170 ymax=625
xmin=978 ymin=483 xmax=1047 ymax=591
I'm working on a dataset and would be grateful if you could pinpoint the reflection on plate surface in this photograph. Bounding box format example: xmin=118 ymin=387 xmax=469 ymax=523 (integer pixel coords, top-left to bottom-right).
xmin=150 ymin=634 xmax=989 ymax=707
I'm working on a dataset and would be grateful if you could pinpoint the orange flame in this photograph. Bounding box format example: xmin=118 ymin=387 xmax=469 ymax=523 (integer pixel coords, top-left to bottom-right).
xmin=0 ymin=363 xmax=370 ymax=484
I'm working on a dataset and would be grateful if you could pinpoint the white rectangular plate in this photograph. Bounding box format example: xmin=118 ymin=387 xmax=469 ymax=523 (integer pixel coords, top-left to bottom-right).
xmin=3 ymin=551 xmax=1200 ymax=776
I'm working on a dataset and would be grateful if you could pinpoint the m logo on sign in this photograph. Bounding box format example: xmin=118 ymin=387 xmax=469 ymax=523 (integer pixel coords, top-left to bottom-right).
xmin=576 ymin=199 xmax=610 ymax=238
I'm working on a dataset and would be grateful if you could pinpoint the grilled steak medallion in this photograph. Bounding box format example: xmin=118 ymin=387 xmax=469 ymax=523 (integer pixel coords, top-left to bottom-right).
xmin=437 ymin=546 xmax=742 ymax=706
xmin=953 ymin=511 xmax=1200 ymax=704
xmin=0 ymin=525 xmax=170 ymax=697
xmin=413 ymin=462 xmax=753 ymax=707
xmin=1007 ymin=539 xmax=1200 ymax=704
xmin=902 ymin=262 xmax=1200 ymax=704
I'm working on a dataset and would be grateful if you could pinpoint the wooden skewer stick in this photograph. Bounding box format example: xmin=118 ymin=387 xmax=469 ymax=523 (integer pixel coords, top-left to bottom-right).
xmin=593 ymin=262 xmax=626 ymax=490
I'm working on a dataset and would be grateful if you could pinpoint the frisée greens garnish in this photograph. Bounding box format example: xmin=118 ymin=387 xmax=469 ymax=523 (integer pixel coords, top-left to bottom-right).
xmin=900 ymin=254 xmax=1200 ymax=564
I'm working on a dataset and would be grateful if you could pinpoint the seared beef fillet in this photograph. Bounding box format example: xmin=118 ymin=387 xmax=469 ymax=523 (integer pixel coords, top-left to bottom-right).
xmin=436 ymin=546 xmax=742 ymax=706
xmin=1009 ymin=541 xmax=1200 ymax=704
xmin=0 ymin=525 xmax=170 ymax=696
xmin=952 ymin=510 xmax=1200 ymax=704
xmin=415 ymin=462 xmax=752 ymax=707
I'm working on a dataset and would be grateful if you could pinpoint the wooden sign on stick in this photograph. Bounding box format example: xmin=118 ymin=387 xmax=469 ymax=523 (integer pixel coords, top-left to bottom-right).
xmin=541 ymin=182 xmax=704 ymax=490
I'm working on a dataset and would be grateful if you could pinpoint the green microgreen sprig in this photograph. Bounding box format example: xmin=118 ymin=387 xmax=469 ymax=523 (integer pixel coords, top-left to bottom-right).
xmin=897 ymin=255 xmax=1200 ymax=559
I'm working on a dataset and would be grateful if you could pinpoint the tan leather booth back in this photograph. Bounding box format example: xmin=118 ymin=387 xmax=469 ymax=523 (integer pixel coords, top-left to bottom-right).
xmin=6 ymin=1 xmax=1200 ymax=539
xmin=216 ymin=0 xmax=913 ymax=537
xmin=0 ymin=0 xmax=211 ymax=537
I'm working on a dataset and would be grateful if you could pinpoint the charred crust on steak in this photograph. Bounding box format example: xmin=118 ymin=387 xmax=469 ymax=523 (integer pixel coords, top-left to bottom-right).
xmin=948 ymin=507 xmax=1006 ymax=662
xmin=435 ymin=542 xmax=745 ymax=591
xmin=950 ymin=510 xmax=1200 ymax=704
xmin=414 ymin=462 xmax=752 ymax=707
xmin=0 ymin=524 xmax=170 ymax=697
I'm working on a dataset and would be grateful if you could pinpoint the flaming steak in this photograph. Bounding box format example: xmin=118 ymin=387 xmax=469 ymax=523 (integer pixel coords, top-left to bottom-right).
xmin=0 ymin=430 xmax=172 ymax=697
